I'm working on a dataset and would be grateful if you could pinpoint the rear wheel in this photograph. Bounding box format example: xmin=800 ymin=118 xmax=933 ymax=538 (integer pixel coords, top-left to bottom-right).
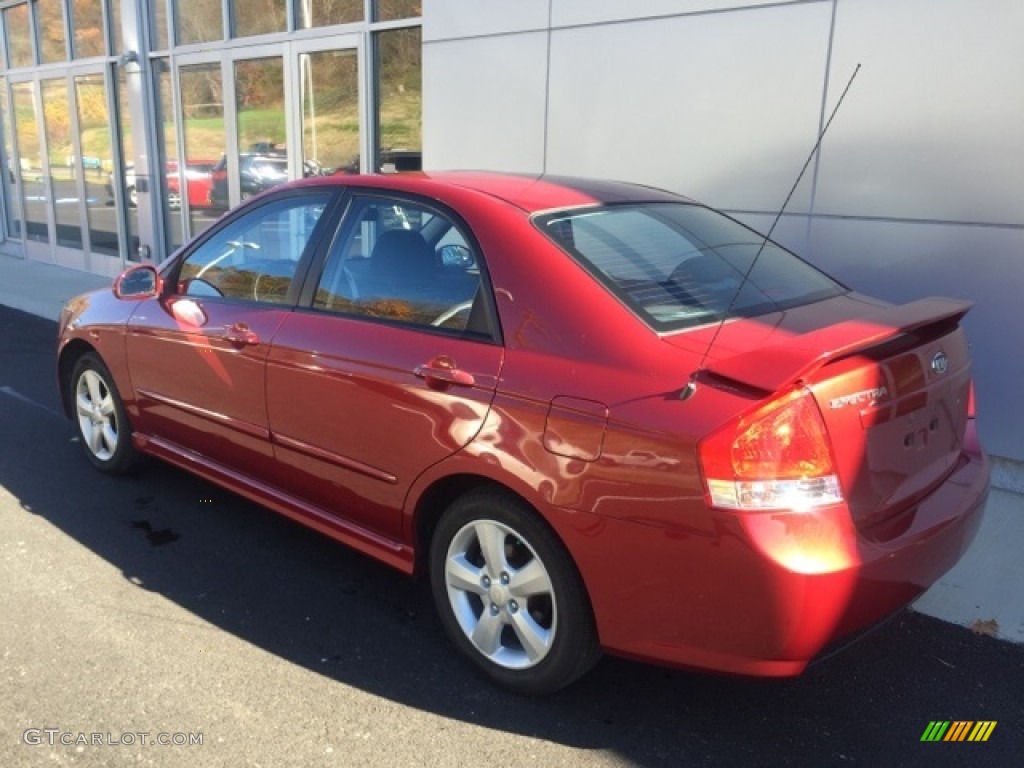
xmin=70 ymin=353 xmax=139 ymax=474
xmin=429 ymin=488 xmax=600 ymax=694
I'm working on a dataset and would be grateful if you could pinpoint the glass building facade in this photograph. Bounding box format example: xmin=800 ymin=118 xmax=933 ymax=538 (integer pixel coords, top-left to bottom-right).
xmin=0 ymin=0 xmax=421 ymax=276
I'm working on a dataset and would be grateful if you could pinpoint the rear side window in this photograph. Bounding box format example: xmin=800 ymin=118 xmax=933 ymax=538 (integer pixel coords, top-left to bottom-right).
xmin=537 ymin=203 xmax=845 ymax=332
xmin=314 ymin=196 xmax=489 ymax=336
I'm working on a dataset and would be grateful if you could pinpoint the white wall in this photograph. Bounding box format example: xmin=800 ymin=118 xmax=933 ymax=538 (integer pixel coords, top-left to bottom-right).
xmin=423 ymin=0 xmax=1024 ymax=462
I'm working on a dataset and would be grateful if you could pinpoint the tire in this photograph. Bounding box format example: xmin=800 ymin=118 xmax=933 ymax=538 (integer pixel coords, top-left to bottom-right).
xmin=429 ymin=488 xmax=601 ymax=695
xmin=70 ymin=352 xmax=139 ymax=475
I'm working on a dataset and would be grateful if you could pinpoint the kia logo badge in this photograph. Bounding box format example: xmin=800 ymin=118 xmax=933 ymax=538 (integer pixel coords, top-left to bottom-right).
xmin=931 ymin=351 xmax=949 ymax=375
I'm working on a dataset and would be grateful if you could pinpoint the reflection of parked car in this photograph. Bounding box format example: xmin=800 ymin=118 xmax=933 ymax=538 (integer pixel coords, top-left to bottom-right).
xmin=105 ymin=164 xmax=137 ymax=207
xmin=166 ymin=160 xmax=217 ymax=210
xmin=378 ymin=149 xmax=422 ymax=173
xmin=58 ymin=172 xmax=989 ymax=696
xmin=332 ymin=150 xmax=423 ymax=176
xmin=208 ymin=154 xmax=290 ymax=209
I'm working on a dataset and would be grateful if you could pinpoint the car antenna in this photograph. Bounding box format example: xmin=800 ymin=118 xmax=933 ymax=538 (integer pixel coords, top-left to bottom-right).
xmin=680 ymin=63 xmax=862 ymax=401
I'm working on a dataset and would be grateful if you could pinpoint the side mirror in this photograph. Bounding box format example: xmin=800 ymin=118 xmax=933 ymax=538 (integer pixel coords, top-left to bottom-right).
xmin=439 ymin=244 xmax=475 ymax=268
xmin=113 ymin=264 xmax=161 ymax=299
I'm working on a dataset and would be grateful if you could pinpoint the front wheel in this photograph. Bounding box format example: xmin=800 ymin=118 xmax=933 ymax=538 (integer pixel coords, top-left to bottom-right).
xmin=70 ymin=352 xmax=139 ymax=474
xmin=429 ymin=488 xmax=600 ymax=694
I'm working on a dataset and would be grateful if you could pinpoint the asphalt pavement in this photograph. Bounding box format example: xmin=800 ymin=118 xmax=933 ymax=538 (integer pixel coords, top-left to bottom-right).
xmin=1 ymin=302 xmax=1022 ymax=767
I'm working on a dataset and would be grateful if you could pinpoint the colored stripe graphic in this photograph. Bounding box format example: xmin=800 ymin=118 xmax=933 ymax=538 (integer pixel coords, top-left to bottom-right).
xmin=921 ymin=722 xmax=950 ymax=742
xmin=945 ymin=721 xmax=972 ymax=741
xmin=921 ymin=721 xmax=996 ymax=742
xmin=968 ymin=722 xmax=997 ymax=742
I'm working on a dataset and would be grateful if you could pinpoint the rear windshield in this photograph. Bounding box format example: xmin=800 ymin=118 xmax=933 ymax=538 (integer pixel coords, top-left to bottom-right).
xmin=536 ymin=203 xmax=846 ymax=332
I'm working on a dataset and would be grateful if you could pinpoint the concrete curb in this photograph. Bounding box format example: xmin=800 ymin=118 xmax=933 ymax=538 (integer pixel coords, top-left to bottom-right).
xmin=991 ymin=456 xmax=1024 ymax=495
xmin=0 ymin=253 xmax=111 ymax=322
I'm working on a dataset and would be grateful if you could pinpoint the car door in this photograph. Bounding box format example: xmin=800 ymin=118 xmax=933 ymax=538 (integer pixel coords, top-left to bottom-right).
xmin=265 ymin=195 xmax=504 ymax=540
xmin=126 ymin=190 xmax=336 ymax=479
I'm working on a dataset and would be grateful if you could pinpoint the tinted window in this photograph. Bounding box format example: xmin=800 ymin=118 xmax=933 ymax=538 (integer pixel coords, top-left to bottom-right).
xmin=537 ymin=204 xmax=846 ymax=332
xmin=315 ymin=197 xmax=485 ymax=334
xmin=178 ymin=194 xmax=330 ymax=303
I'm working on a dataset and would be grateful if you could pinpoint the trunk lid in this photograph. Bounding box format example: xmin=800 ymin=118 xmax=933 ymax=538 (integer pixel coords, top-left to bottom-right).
xmin=688 ymin=297 xmax=974 ymax=528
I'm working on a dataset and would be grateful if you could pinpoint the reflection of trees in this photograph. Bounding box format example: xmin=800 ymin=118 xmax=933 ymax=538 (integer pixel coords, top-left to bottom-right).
xmin=42 ymin=82 xmax=72 ymax=158
xmin=37 ymin=0 xmax=70 ymax=62
xmin=180 ymin=66 xmax=224 ymax=161
xmin=307 ymin=51 xmax=358 ymax=110
xmin=12 ymin=85 xmax=40 ymax=162
xmin=377 ymin=27 xmax=422 ymax=151
xmin=119 ymin=73 xmax=135 ymax=160
xmin=302 ymin=51 xmax=360 ymax=169
xmin=236 ymin=59 xmax=286 ymax=148
xmin=176 ymin=0 xmax=223 ymax=45
xmin=379 ymin=26 xmax=422 ymax=94
xmin=374 ymin=0 xmax=421 ymax=22
xmin=234 ymin=0 xmax=288 ymax=37
xmin=75 ymin=76 xmax=112 ymax=165
xmin=75 ymin=77 xmax=108 ymax=126
xmin=5 ymin=5 xmax=32 ymax=66
xmin=298 ymin=0 xmax=363 ymax=28
xmin=180 ymin=66 xmax=223 ymax=117
xmin=312 ymin=291 xmax=450 ymax=328
xmin=72 ymin=0 xmax=105 ymax=57
xmin=235 ymin=59 xmax=285 ymax=111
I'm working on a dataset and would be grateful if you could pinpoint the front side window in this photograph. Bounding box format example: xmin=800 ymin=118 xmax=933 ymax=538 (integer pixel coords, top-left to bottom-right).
xmin=178 ymin=193 xmax=330 ymax=303
xmin=537 ymin=203 xmax=846 ymax=332
xmin=314 ymin=197 xmax=485 ymax=334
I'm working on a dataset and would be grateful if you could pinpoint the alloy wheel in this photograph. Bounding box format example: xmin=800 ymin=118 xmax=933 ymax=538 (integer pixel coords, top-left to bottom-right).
xmin=75 ymin=367 xmax=120 ymax=462
xmin=443 ymin=519 xmax=557 ymax=670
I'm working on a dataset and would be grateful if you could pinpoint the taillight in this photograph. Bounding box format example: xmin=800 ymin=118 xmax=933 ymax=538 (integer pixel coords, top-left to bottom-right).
xmin=698 ymin=387 xmax=843 ymax=511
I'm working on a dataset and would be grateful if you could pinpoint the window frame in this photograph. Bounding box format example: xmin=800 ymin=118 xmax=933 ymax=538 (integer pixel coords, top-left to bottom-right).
xmin=299 ymin=190 xmax=503 ymax=345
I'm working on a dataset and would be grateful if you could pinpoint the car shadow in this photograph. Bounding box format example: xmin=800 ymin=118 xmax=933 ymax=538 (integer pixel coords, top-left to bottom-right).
xmin=3 ymin=307 xmax=1021 ymax=766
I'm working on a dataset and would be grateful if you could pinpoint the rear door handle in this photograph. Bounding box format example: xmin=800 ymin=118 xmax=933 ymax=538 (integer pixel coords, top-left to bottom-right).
xmin=415 ymin=358 xmax=475 ymax=388
xmin=224 ymin=323 xmax=260 ymax=346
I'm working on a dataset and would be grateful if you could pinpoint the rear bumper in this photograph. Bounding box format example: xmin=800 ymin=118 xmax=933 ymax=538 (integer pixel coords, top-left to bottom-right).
xmin=552 ymin=446 xmax=990 ymax=677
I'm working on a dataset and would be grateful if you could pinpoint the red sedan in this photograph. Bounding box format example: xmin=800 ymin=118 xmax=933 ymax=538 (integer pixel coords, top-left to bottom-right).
xmin=57 ymin=172 xmax=989 ymax=694
xmin=166 ymin=159 xmax=217 ymax=210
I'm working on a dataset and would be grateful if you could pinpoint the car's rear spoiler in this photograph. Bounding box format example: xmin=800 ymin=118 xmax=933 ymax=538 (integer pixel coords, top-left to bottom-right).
xmin=704 ymin=297 xmax=972 ymax=393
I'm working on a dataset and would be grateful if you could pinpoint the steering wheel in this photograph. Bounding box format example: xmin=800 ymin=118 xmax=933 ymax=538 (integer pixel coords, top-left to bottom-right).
xmin=431 ymin=300 xmax=474 ymax=327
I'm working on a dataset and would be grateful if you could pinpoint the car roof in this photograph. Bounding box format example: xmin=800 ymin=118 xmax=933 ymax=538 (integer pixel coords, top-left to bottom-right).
xmin=292 ymin=171 xmax=689 ymax=213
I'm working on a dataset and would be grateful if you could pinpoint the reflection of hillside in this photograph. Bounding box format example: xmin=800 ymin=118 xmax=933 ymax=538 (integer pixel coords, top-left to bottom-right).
xmin=182 ymin=265 xmax=294 ymax=305
xmin=313 ymin=290 xmax=454 ymax=329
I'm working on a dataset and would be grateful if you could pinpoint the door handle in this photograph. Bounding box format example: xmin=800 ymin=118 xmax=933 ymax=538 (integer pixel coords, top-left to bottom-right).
xmin=224 ymin=323 xmax=260 ymax=346
xmin=414 ymin=358 xmax=475 ymax=388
